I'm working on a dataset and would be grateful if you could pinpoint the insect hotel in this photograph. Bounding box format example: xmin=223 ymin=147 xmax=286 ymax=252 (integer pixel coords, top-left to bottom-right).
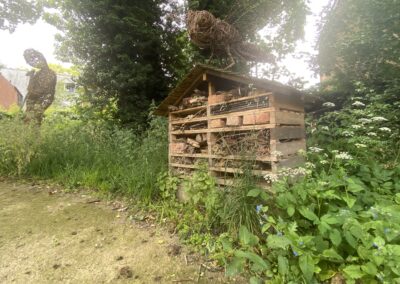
xmin=155 ymin=65 xmax=306 ymax=186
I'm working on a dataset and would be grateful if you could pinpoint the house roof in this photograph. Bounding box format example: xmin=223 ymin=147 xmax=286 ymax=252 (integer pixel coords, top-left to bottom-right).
xmin=154 ymin=64 xmax=303 ymax=116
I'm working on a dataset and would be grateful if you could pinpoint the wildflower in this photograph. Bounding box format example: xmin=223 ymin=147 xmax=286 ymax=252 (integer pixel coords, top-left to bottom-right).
xmin=352 ymin=101 xmax=366 ymax=107
xmin=298 ymin=241 xmax=304 ymax=246
xmin=319 ymin=160 xmax=329 ymax=165
xmin=351 ymin=125 xmax=362 ymax=129
xmin=264 ymin=173 xmax=279 ymax=183
xmin=320 ymin=126 xmax=329 ymax=131
xmin=331 ymin=150 xmax=339 ymax=154
xmin=309 ymin=146 xmax=323 ymax=153
xmin=256 ymin=205 xmax=263 ymax=213
xmin=372 ymin=242 xmax=379 ymax=249
xmin=318 ymin=181 xmax=329 ymax=186
xmin=379 ymin=127 xmax=391 ymax=132
xmin=305 ymin=162 xmax=315 ymax=169
xmin=271 ymin=151 xmax=283 ymax=157
xmin=355 ymin=143 xmax=367 ymax=148
xmin=342 ymin=130 xmax=354 ymax=137
xmin=359 ymin=118 xmax=372 ymax=124
xmin=367 ymin=132 xmax=377 ymax=137
xmin=371 ymin=116 xmax=388 ymax=122
xmin=323 ymin=102 xmax=335 ymax=107
xmin=335 ymin=152 xmax=352 ymax=160
xmin=384 ymin=228 xmax=390 ymax=235
xmin=293 ymin=250 xmax=299 ymax=257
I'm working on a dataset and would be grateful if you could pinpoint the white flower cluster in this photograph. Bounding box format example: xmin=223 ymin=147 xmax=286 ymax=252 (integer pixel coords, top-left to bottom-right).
xmin=359 ymin=118 xmax=372 ymax=124
xmin=322 ymin=102 xmax=335 ymax=107
xmin=367 ymin=132 xmax=377 ymax=137
xmin=305 ymin=162 xmax=316 ymax=169
xmin=379 ymin=127 xmax=391 ymax=132
xmin=264 ymin=173 xmax=280 ymax=183
xmin=351 ymin=125 xmax=362 ymax=129
xmin=319 ymin=160 xmax=329 ymax=165
xmin=263 ymin=167 xmax=308 ymax=183
xmin=309 ymin=146 xmax=323 ymax=153
xmin=335 ymin=152 xmax=353 ymax=160
xmin=371 ymin=116 xmax=388 ymax=122
xmin=271 ymin=151 xmax=283 ymax=157
xmin=355 ymin=143 xmax=367 ymax=148
xmin=342 ymin=130 xmax=354 ymax=137
xmin=352 ymin=101 xmax=366 ymax=107
xmin=320 ymin=126 xmax=330 ymax=131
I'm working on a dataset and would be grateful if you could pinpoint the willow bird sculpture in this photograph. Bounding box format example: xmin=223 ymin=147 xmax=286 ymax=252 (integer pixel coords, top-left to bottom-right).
xmin=187 ymin=10 xmax=274 ymax=69
xmin=23 ymin=49 xmax=57 ymax=125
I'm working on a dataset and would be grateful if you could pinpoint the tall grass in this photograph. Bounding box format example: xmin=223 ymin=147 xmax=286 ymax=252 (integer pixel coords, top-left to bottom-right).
xmin=0 ymin=112 xmax=168 ymax=201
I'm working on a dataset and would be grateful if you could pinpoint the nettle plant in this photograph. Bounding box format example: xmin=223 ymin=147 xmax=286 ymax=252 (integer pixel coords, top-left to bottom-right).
xmin=222 ymin=150 xmax=400 ymax=283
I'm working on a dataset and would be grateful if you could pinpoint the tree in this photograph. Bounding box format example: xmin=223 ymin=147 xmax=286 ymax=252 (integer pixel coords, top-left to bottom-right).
xmin=318 ymin=0 xmax=400 ymax=90
xmin=0 ymin=0 xmax=42 ymax=32
xmin=46 ymin=0 xmax=190 ymax=126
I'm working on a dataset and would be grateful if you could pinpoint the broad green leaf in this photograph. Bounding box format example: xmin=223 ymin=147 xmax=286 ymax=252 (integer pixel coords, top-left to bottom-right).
xmin=299 ymin=254 xmax=315 ymax=282
xmin=395 ymin=193 xmax=400 ymax=204
xmin=278 ymin=255 xmax=289 ymax=275
xmin=329 ymin=229 xmax=342 ymax=246
xmin=343 ymin=195 xmax=356 ymax=208
xmin=343 ymin=265 xmax=365 ymax=279
xmin=322 ymin=248 xmax=344 ymax=262
xmin=267 ymin=235 xmax=291 ymax=249
xmin=299 ymin=206 xmax=319 ymax=223
xmin=239 ymin=226 xmax=259 ymax=247
xmin=361 ymin=262 xmax=377 ymax=276
xmin=247 ymin=188 xmax=261 ymax=197
xmin=225 ymin=256 xmax=245 ymax=276
xmin=234 ymin=250 xmax=269 ymax=270
xmin=287 ymin=205 xmax=295 ymax=217
xmin=321 ymin=214 xmax=341 ymax=225
xmin=346 ymin=178 xmax=365 ymax=193
xmin=249 ymin=276 xmax=262 ymax=284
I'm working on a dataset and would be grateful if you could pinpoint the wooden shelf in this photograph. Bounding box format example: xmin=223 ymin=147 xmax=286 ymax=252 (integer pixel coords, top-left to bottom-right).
xmin=210 ymin=167 xmax=270 ymax=175
xmin=209 ymin=92 xmax=272 ymax=107
xmin=170 ymin=105 xmax=207 ymax=116
xmin=170 ymin=163 xmax=199 ymax=169
xmin=209 ymin=124 xmax=275 ymax=133
xmin=171 ymin=116 xmax=208 ymax=125
xmin=171 ymin=153 xmax=278 ymax=162
xmin=210 ymin=107 xmax=275 ymax=120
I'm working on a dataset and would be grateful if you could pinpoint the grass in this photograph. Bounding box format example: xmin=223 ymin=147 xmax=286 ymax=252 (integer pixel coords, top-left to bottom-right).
xmin=0 ymin=111 xmax=169 ymax=202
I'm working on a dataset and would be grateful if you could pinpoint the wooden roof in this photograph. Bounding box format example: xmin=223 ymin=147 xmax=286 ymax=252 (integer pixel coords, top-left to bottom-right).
xmin=154 ymin=64 xmax=303 ymax=116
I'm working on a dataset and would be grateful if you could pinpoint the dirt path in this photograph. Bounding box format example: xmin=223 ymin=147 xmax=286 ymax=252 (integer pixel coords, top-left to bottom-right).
xmin=0 ymin=181 xmax=232 ymax=284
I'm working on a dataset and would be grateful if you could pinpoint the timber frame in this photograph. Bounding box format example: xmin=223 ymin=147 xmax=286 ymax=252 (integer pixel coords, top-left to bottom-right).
xmin=155 ymin=65 xmax=306 ymax=186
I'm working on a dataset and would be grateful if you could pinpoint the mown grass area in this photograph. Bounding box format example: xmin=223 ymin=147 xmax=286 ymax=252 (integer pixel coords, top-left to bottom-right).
xmin=0 ymin=112 xmax=168 ymax=202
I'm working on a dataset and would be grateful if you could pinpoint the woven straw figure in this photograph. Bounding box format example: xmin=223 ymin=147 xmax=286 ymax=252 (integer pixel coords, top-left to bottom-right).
xmin=186 ymin=10 xmax=274 ymax=69
xmin=23 ymin=49 xmax=57 ymax=125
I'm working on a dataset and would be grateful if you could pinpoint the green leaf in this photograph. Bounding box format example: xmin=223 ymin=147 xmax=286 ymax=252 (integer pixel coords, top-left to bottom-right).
xmin=361 ymin=262 xmax=377 ymax=276
xmin=239 ymin=226 xmax=259 ymax=247
xmin=287 ymin=205 xmax=295 ymax=216
xmin=321 ymin=214 xmax=341 ymax=225
xmin=278 ymin=255 xmax=289 ymax=276
xmin=346 ymin=178 xmax=365 ymax=193
xmin=225 ymin=256 xmax=245 ymax=276
xmin=247 ymin=188 xmax=261 ymax=197
xmin=344 ymin=231 xmax=357 ymax=248
xmin=343 ymin=265 xmax=365 ymax=279
xmin=234 ymin=250 xmax=269 ymax=270
xmin=299 ymin=206 xmax=319 ymax=223
xmin=329 ymin=229 xmax=342 ymax=246
xmin=322 ymin=248 xmax=344 ymax=262
xmin=343 ymin=195 xmax=356 ymax=208
xmin=299 ymin=254 xmax=315 ymax=282
xmin=249 ymin=276 xmax=262 ymax=284
xmin=267 ymin=235 xmax=291 ymax=249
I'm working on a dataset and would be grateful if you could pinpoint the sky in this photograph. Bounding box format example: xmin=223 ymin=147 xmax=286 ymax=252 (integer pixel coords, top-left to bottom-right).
xmin=0 ymin=0 xmax=330 ymax=86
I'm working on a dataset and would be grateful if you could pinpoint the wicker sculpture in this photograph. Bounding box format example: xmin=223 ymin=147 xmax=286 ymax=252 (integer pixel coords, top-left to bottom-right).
xmin=23 ymin=49 xmax=57 ymax=125
xmin=186 ymin=10 xmax=274 ymax=69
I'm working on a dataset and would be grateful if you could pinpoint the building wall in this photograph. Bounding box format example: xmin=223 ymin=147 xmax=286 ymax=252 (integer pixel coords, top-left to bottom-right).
xmin=0 ymin=74 xmax=19 ymax=110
